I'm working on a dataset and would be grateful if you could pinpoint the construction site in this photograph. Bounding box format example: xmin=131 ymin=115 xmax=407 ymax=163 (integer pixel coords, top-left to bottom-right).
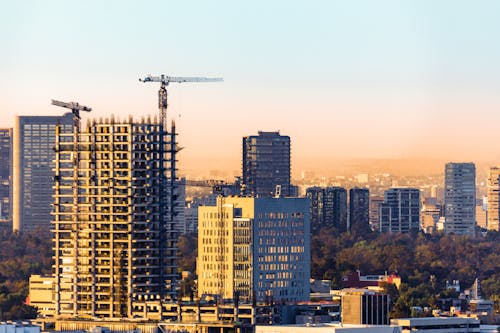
xmin=42 ymin=75 xmax=276 ymax=333
xmin=27 ymin=75 xmax=315 ymax=333
xmin=52 ymin=113 xmax=179 ymax=319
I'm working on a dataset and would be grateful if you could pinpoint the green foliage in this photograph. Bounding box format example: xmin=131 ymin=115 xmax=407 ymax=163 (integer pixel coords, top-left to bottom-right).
xmin=0 ymin=226 xmax=51 ymax=320
xmin=311 ymin=228 xmax=500 ymax=317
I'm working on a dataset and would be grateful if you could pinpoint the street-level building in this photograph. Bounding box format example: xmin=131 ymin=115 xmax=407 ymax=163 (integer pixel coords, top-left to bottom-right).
xmin=256 ymin=323 xmax=400 ymax=333
xmin=391 ymin=317 xmax=480 ymax=333
xmin=28 ymin=275 xmax=55 ymax=318
xmin=338 ymin=289 xmax=390 ymax=325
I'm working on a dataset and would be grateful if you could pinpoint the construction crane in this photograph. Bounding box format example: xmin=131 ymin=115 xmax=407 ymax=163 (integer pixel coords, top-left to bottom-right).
xmin=51 ymin=99 xmax=92 ymax=121
xmin=51 ymin=99 xmax=91 ymax=316
xmin=140 ymin=74 xmax=222 ymax=310
xmin=184 ymin=179 xmax=227 ymax=192
xmin=139 ymin=74 xmax=223 ymax=127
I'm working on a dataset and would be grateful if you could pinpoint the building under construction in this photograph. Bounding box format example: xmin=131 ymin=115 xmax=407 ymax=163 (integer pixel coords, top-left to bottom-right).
xmin=52 ymin=115 xmax=179 ymax=319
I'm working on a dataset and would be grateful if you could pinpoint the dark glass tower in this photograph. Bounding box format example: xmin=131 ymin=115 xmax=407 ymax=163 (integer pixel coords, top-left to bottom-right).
xmin=379 ymin=188 xmax=420 ymax=233
xmin=325 ymin=187 xmax=348 ymax=233
xmin=242 ymin=131 xmax=291 ymax=197
xmin=0 ymin=128 xmax=11 ymax=219
xmin=306 ymin=186 xmax=324 ymax=234
xmin=306 ymin=186 xmax=347 ymax=234
xmin=349 ymin=188 xmax=370 ymax=232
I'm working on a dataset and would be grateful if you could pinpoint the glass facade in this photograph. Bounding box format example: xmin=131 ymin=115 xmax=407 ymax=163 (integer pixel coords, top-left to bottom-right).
xmin=379 ymin=188 xmax=420 ymax=233
xmin=349 ymin=188 xmax=370 ymax=231
xmin=242 ymin=131 xmax=291 ymax=197
xmin=0 ymin=129 xmax=11 ymax=219
xmin=444 ymin=162 xmax=476 ymax=236
xmin=306 ymin=186 xmax=347 ymax=234
xmin=13 ymin=113 xmax=73 ymax=232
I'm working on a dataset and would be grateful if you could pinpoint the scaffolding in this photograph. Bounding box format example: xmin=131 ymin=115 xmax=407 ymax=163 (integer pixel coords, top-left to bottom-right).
xmin=52 ymin=115 xmax=179 ymax=319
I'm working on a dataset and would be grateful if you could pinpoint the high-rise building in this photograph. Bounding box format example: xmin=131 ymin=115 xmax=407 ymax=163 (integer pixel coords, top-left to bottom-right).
xmin=487 ymin=166 xmax=500 ymax=231
xmin=306 ymin=186 xmax=347 ymax=233
xmin=379 ymin=188 xmax=420 ymax=233
xmin=444 ymin=163 xmax=476 ymax=236
xmin=325 ymin=187 xmax=348 ymax=233
xmin=13 ymin=114 xmax=73 ymax=232
xmin=0 ymin=128 xmax=12 ymax=220
xmin=306 ymin=187 xmax=324 ymax=234
xmin=349 ymin=188 xmax=369 ymax=232
xmin=197 ymin=196 xmax=310 ymax=303
xmin=369 ymin=196 xmax=384 ymax=232
xmin=421 ymin=197 xmax=442 ymax=234
xmin=242 ymin=131 xmax=291 ymax=197
xmin=52 ymin=117 xmax=178 ymax=319
xmin=174 ymin=178 xmax=187 ymax=234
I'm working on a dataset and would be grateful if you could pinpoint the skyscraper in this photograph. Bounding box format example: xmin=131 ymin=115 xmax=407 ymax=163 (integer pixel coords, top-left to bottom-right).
xmin=242 ymin=131 xmax=291 ymax=197
xmin=349 ymin=188 xmax=370 ymax=232
xmin=306 ymin=186 xmax=324 ymax=234
xmin=421 ymin=197 xmax=442 ymax=234
xmin=369 ymin=196 xmax=384 ymax=232
xmin=0 ymin=128 xmax=12 ymax=220
xmin=197 ymin=196 xmax=310 ymax=303
xmin=52 ymin=117 xmax=178 ymax=319
xmin=379 ymin=188 xmax=420 ymax=233
xmin=487 ymin=166 xmax=500 ymax=231
xmin=444 ymin=162 xmax=476 ymax=236
xmin=13 ymin=113 xmax=73 ymax=232
xmin=325 ymin=187 xmax=348 ymax=233
xmin=306 ymin=186 xmax=348 ymax=233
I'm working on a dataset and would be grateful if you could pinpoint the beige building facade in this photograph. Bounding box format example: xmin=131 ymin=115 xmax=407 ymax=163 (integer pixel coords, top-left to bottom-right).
xmin=28 ymin=275 xmax=55 ymax=318
xmin=487 ymin=166 xmax=500 ymax=231
xmin=197 ymin=196 xmax=310 ymax=303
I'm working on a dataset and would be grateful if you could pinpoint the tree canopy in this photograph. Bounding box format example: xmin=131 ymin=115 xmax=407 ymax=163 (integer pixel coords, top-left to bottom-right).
xmin=311 ymin=228 xmax=500 ymax=316
xmin=0 ymin=225 xmax=51 ymax=320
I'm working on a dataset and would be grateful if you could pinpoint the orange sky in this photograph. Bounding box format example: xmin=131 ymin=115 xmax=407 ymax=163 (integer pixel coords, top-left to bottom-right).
xmin=2 ymin=1 xmax=500 ymax=176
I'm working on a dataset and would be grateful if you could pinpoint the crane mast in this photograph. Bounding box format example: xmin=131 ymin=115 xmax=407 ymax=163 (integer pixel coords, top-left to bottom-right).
xmin=139 ymin=74 xmax=223 ymax=128
xmin=140 ymin=73 xmax=222 ymax=310
xmin=51 ymin=99 xmax=92 ymax=316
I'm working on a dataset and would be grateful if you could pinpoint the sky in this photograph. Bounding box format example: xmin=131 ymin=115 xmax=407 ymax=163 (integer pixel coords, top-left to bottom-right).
xmin=2 ymin=1 xmax=500 ymax=175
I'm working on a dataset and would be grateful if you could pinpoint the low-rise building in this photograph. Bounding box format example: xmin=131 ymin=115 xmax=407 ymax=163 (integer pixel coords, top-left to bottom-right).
xmin=391 ymin=317 xmax=480 ymax=333
xmin=342 ymin=271 xmax=401 ymax=290
xmin=28 ymin=275 xmax=55 ymax=317
xmin=256 ymin=324 xmax=401 ymax=333
xmin=334 ymin=289 xmax=390 ymax=325
xmin=0 ymin=323 xmax=41 ymax=333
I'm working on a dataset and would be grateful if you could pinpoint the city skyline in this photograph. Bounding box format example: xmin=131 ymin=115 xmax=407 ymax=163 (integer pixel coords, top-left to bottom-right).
xmin=1 ymin=0 xmax=499 ymax=327
xmin=2 ymin=1 xmax=500 ymax=173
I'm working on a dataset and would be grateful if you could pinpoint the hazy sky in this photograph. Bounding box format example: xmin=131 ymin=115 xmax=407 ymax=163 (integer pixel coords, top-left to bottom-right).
xmin=2 ymin=1 xmax=500 ymax=173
